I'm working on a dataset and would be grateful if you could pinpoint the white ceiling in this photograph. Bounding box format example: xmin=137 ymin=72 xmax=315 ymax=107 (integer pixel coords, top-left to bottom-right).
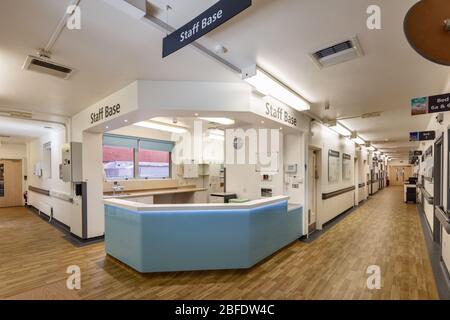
xmin=0 ymin=116 xmax=65 ymax=143
xmin=1 ymin=0 xmax=449 ymax=159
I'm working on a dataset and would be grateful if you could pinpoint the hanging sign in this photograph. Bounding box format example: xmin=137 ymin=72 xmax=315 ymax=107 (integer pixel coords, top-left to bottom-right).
xmin=411 ymin=93 xmax=450 ymax=116
xmin=162 ymin=0 xmax=252 ymax=58
xmin=410 ymin=131 xmax=436 ymax=141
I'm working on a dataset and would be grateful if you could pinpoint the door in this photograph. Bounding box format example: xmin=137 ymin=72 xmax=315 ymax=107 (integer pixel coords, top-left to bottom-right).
xmin=388 ymin=166 xmax=413 ymax=186
xmin=434 ymin=135 xmax=444 ymax=244
xmin=308 ymin=149 xmax=318 ymax=233
xmin=0 ymin=160 xmax=23 ymax=208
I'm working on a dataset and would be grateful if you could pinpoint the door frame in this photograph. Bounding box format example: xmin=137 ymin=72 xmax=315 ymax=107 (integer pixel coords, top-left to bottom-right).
xmin=307 ymin=146 xmax=321 ymax=234
xmin=434 ymin=134 xmax=444 ymax=244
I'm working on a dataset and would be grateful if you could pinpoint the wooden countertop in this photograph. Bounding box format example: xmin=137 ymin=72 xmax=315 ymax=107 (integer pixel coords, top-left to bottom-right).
xmin=103 ymin=186 xmax=207 ymax=199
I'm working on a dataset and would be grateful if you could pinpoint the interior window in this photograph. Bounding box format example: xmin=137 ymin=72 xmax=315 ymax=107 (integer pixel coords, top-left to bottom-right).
xmin=103 ymin=145 xmax=134 ymax=180
xmin=138 ymin=149 xmax=170 ymax=179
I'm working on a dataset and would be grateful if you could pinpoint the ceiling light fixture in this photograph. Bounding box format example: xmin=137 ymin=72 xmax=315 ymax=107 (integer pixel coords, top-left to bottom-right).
xmin=199 ymin=117 xmax=235 ymax=126
xmin=242 ymin=65 xmax=310 ymax=112
xmin=350 ymin=132 xmax=365 ymax=145
xmin=326 ymin=120 xmax=352 ymax=137
xmin=134 ymin=121 xmax=187 ymax=134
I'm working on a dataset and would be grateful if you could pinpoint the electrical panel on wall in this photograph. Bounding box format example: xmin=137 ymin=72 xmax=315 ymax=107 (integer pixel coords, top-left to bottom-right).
xmin=60 ymin=142 xmax=83 ymax=183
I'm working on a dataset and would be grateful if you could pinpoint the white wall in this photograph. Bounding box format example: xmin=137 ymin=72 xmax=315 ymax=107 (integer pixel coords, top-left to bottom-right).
xmin=310 ymin=122 xmax=356 ymax=229
xmin=26 ymin=128 xmax=76 ymax=227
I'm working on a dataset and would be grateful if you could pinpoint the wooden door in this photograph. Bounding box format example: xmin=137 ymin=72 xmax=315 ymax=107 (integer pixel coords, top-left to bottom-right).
xmin=0 ymin=160 xmax=23 ymax=208
xmin=389 ymin=166 xmax=413 ymax=186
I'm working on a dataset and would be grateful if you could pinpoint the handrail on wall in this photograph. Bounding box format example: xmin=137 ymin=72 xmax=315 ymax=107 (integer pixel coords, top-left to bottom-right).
xmin=435 ymin=206 xmax=450 ymax=234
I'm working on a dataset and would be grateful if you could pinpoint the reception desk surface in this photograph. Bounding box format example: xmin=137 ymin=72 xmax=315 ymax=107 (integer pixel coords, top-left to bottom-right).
xmin=104 ymin=196 xmax=303 ymax=273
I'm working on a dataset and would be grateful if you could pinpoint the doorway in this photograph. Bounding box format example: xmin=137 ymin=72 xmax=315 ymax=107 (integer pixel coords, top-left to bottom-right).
xmin=0 ymin=159 xmax=23 ymax=208
xmin=388 ymin=166 xmax=413 ymax=186
xmin=308 ymin=149 xmax=319 ymax=233
xmin=433 ymin=134 xmax=444 ymax=244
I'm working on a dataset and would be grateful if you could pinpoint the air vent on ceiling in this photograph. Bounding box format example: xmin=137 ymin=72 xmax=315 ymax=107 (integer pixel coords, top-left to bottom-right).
xmin=22 ymin=55 xmax=74 ymax=80
xmin=310 ymin=37 xmax=364 ymax=69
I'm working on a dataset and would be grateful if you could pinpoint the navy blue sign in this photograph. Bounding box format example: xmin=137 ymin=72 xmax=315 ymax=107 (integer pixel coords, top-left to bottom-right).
xmin=410 ymin=131 xmax=436 ymax=141
xmin=162 ymin=0 xmax=252 ymax=58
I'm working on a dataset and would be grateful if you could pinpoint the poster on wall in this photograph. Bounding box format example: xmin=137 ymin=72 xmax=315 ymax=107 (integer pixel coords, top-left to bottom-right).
xmin=328 ymin=150 xmax=340 ymax=183
xmin=342 ymin=153 xmax=352 ymax=180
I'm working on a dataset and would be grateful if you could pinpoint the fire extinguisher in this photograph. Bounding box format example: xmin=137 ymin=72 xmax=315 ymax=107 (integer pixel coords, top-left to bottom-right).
xmin=23 ymin=191 xmax=28 ymax=206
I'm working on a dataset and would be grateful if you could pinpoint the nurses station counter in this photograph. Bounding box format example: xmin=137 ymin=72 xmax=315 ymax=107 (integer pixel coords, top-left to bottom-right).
xmin=103 ymin=196 xmax=303 ymax=273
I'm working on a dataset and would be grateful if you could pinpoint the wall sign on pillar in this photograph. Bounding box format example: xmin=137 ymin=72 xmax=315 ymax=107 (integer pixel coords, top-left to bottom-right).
xmin=411 ymin=93 xmax=450 ymax=116
xmin=162 ymin=0 xmax=252 ymax=58
xmin=90 ymin=104 xmax=121 ymax=124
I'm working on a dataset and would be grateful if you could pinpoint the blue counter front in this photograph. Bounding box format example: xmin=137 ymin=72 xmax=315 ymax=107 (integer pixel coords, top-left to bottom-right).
xmin=104 ymin=196 xmax=303 ymax=273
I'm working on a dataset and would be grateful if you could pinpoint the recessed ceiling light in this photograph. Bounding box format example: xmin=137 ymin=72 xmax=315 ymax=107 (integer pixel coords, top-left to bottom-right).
xmin=106 ymin=126 xmax=109 ymax=129
xmin=124 ymin=120 xmax=128 ymax=123
xmin=194 ymin=113 xmax=199 ymax=117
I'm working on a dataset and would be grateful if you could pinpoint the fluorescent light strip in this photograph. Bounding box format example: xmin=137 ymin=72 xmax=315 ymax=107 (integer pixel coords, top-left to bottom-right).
xmin=352 ymin=136 xmax=365 ymax=145
xmin=208 ymin=129 xmax=225 ymax=136
xmin=199 ymin=117 xmax=235 ymax=126
xmin=134 ymin=121 xmax=187 ymax=134
xmin=244 ymin=68 xmax=310 ymax=111
xmin=328 ymin=122 xmax=352 ymax=136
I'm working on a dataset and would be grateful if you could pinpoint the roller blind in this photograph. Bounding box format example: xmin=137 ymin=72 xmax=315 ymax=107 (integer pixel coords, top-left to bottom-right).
xmin=103 ymin=134 xmax=174 ymax=152
xmin=140 ymin=139 xmax=174 ymax=152
xmin=103 ymin=134 xmax=138 ymax=149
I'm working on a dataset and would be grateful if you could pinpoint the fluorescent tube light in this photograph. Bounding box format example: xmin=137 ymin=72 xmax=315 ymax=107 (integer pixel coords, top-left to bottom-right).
xmin=366 ymin=146 xmax=376 ymax=151
xmin=350 ymin=132 xmax=365 ymax=145
xmin=243 ymin=66 xmax=310 ymax=111
xmin=327 ymin=121 xmax=351 ymax=136
xmin=199 ymin=117 xmax=235 ymax=125
xmin=134 ymin=121 xmax=187 ymax=134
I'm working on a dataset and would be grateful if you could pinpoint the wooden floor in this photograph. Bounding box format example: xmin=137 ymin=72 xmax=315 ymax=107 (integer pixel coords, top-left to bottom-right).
xmin=0 ymin=186 xmax=438 ymax=300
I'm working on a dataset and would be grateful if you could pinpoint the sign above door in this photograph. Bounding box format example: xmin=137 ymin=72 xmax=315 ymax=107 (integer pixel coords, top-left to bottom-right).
xmin=162 ymin=0 xmax=252 ymax=58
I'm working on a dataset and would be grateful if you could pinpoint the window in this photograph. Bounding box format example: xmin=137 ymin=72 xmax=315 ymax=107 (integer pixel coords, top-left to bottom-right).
xmin=103 ymin=134 xmax=174 ymax=180
xmin=138 ymin=149 xmax=170 ymax=179
xmin=103 ymin=145 xmax=134 ymax=180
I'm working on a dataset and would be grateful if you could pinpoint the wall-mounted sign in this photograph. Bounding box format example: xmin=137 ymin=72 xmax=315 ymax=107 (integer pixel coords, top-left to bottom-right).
xmin=90 ymin=104 xmax=121 ymax=124
xmin=328 ymin=150 xmax=340 ymax=183
xmin=411 ymin=93 xmax=450 ymax=116
xmin=250 ymin=95 xmax=300 ymax=130
xmin=412 ymin=150 xmax=423 ymax=156
xmin=162 ymin=0 xmax=252 ymax=58
xmin=409 ymin=131 xmax=436 ymax=141
xmin=265 ymin=101 xmax=297 ymax=127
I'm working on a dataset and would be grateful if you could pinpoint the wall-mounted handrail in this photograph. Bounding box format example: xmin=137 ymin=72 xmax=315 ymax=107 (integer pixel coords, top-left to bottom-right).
xmin=421 ymin=187 xmax=434 ymax=204
xmin=435 ymin=206 xmax=450 ymax=234
xmin=322 ymin=186 xmax=355 ymax=200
